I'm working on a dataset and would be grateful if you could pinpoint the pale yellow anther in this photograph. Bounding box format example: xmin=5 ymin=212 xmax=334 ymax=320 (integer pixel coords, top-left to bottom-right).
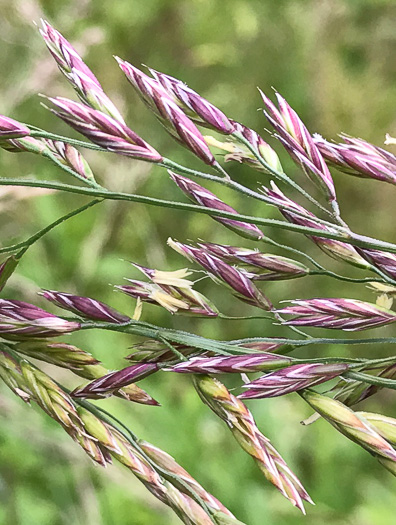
xmin=203 ymin=135 xmax=237 ymax=154
xmin=132 ymin=298 xmax=143 ymax=321
xmin=368 ymin=282 xmax=396 ymax=294
xmin=150 ymin=289 xmax=189 ymax=313
xmin=376 ymin=294 xmax=393 ymax=310
xmin=152 ymin=268 xmax=194 ymax=289
xmin=384 ymin=134 xmax=396 ymax=146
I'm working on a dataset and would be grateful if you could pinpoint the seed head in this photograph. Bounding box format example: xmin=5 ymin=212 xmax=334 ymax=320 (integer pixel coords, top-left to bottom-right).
xmin=260 ymin=90 xmax=336 ymax=202
xmin=168 ymin=239 xmax=272 ymax=310
xmin=278 ymin=298 xmax=396 ymax=331
xmin=0 ymin=298 xmax=80 ymax=339
xmin=314 ymin=134 xmax=396 ymax=185
xmin=46 ymin=96 xmax=163 ymax=162
xmin=40 ymin=20 xmax=124 ymax=122
xmin=169 ymin=353 xmax=293 ymax=374
xmin=198 ymin=242 xmax=309 ymax=281
xmin=41 ymin=290 xmax=130 ymax=323
xmin=264 ymin=182 xmax=370 ymax=269
xmin=170 ymin=172 xmax=263 ymax=240
xmin=149 ymin=68 xmax=235 ymax=134
xmin=239 ymin=363 xmax=349 ymax=399
xmin=116 ymin=58 xmax=217 ymax=166
xmin=72 ymin=363 xmax=158 ymax=399
xmin=0 ymin=115 xmax=30 ymax=139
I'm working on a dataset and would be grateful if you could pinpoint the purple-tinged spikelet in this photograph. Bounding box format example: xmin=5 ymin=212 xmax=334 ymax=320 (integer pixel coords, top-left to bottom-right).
xmin=72 ymin=363 xmax=158 ymax=399
xmin=44 ymin=139 xmax=96 ymax=181
xmin=278 ymin=298 xmax=396 ymax=331
xmin=149 ymin=68 xmax=235 ymax=134
xmin=239 ymin=363 xmax=349 ymax=399
xmin=41 ymin=290 xmax=130 ymax=323
xmin=0 ymin=299 xmax=80 ymax=339
xmin=169 ymin=172 xmax=263 ymax=240
xmin=40 ymin=20 xmax=124 ymax=122
xmin=46 ymin=96 xmax=163 ymax=162
xmin=169 ymin=353 xmax=293 ymax=374
xmin=116 ymin=58 xmax=218 ymax=166
xmin=260 ymin=90 xmax=336 ymax=203
xmin=314 ymin=134 xmax=396 ymax=185
xmin=263 ymin=182 xmax=369 ymax=269
xmin=198 ymin=242 xmax=309 ymax=281
xmin=301 ymin=390 xmax=396 ymax=464
xmin=0 ymin=116 xmax=30 ymax=139
xmin=117 ymin=268 xmax=219 ymax=317
xmin=355 ymin=248 xmax=396 ymax=281
xmin=195 ymin=375 xmax=312 ymax=512
xmin=168 ymin=239 xmax=272 ymax=310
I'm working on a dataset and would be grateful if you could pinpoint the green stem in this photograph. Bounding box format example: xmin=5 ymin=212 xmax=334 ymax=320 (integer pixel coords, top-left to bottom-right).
xmin=2 ymin=177 xmax=396 ymax=253
xmin=79 ymin=319 xmax=396 ymax=355
xmin=42 ymin=150 xmax=102 ymax=188
xmin=30 ymin=129 xmax=105 ymax=151
xmin=344 ymin=370 xmax=396 ymax=390
xmin=27 ymin=128 xmax=345 ymax=231
xmin=0 ymin=199 xmax=102 ymax=256
xmin=162 ymin=158 xmax=342 ymax=232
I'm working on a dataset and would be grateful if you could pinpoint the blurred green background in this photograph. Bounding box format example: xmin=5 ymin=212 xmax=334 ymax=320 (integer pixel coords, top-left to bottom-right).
xmin=1 ymin=0 xmax=396 ymax=524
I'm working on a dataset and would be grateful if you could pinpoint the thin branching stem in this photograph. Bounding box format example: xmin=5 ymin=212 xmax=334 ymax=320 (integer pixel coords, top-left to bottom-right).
xmin=2 ymin=177 xmax=396 ymax=254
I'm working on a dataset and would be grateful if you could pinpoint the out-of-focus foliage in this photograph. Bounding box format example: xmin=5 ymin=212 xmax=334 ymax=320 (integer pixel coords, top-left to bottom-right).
xmin=1 ymin=1 xmax=396 ymax=524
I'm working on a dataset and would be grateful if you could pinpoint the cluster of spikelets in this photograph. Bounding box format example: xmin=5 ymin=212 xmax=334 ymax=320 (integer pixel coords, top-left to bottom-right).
xmin=2 ymin=20 xmax=396 ymax=523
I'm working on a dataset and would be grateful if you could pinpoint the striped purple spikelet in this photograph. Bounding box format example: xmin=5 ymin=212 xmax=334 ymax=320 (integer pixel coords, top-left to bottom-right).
xmin=41 ymin=290 xmax=130 ymax=323
xmin=169 ymin=353 xmax=293 ymax=374
xmin=46 ymin=96 xmax=162 ymax=162
xmin=264 ymin=182 xmax=369 ymax=269
xmin=0 ymin=115 xmax=30 ymax=139
xmin=148 ymin=68 xmax=235 ymax=134
xmin=116 ymin=58 xmax=217 ymax=166
xmin=40 ymin=20 xmax=124 ymax=122
xmin=355 ymin=248 xmax=396 ymax=281
xmin=12 ymin=340 xmax=158 ymax=406
xmin=277 ymin=298 xmax=396 ymax=331
xmin=72 ymin=363 xmax=158 ymax=399
xmin=239 ymin=363 xmax=349 ymax=399
xmin=168 ymin=239 xmax=272 ymax=310
xmin=169 ymin=172 xmax=263 ymax=240
xmin=0 ymin=299 xmax=80 ymax=339
xmin=314 ymin=134 xmax=396 ymax=185
xmin=260 ymin=90 xmax=336 ymax=203
xmin=198 ymin=242 xmax=309 ymax=281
